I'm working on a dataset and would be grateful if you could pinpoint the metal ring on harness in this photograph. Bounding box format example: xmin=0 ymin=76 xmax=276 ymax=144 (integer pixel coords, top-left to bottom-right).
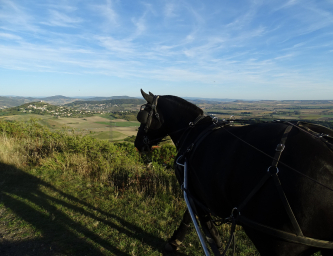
xmin=176 ymin=155 xmax=185 ymax=167
xmin=267 ymin=166 xmax=279 ymax=175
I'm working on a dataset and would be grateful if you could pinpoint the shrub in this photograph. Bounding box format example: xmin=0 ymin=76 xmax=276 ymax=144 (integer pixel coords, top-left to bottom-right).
xmin=151 ymin=144 xmax=177 ymax=169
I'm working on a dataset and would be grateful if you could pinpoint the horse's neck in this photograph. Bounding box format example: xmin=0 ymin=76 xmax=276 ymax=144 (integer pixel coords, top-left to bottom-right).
xmin=160 ymin=97 xmax=203 ymax=149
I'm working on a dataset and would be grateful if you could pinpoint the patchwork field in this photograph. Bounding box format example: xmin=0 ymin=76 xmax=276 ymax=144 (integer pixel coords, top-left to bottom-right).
xmin=199 ymin=100 xmax=333 ymax=124
xmin=0 ymin=115 xmax=140 ymax=142
xmin=1 ymin=100 xmax=332 ymax=142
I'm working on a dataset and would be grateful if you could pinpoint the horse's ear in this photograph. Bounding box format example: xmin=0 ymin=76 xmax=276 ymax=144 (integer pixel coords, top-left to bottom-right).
xmin=141 ymin=89 xmax=153 ymax=103
xmin=149 ymin=92 xmax=155 ymax=96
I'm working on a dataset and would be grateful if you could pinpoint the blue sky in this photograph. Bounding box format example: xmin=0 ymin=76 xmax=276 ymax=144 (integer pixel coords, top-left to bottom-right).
xmin=1 ymin=0 xmax=333 ymax=100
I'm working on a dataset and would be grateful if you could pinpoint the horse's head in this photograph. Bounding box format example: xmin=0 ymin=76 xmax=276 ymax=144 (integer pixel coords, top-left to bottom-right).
xmin=135 ymin=89 xmax=205 ymax=152
xmin=135 ymin=89 xmax=168 ymax=152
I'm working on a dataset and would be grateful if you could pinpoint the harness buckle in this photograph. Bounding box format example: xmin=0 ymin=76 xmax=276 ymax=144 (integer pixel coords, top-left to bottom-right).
xmin=186 ymin=143 xmax=194 ymax=153
xmin=276 ymin=144 xmax=285 ymax=152
xmin=231 ymin=207 xmax=240 ymax=217
xmin=225 ymin=207 xmax=240 ymax=223
xmin=212 ymin=117 xmax=218 ymax=124
xmin=143 ymin=136 xmax=149 ymax=145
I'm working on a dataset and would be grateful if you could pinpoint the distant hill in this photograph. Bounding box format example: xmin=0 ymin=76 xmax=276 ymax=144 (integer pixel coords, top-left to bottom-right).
xmin=42 ymin=95 xmax=74 ymax=101
xmin=0 ymin=95 xmax=143 ymax=109
xmin=65 ymin=98 xmax=146 ymax=107
xmin=184 ymin=97 xmax=236 ymax=104
xmin=0 ymin=96 xmax=39 ymax=109
xmin=85 ymin=96 xmax=138 ymax=101
xmin=0 ymin=95 xmax=79 ymax=108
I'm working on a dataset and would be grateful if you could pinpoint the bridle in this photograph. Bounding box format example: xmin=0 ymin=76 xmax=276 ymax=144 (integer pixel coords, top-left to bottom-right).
xmin=136 ymin=95 xmax=210 ymax=149
xmin=137 ymin=95 xmax=161 ymax=133
xmin=137 ymin=95 xmax=165 ymax=148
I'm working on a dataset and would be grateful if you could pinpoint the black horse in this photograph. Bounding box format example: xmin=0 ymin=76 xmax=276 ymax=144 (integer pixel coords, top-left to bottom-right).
xmin=134 ymin=90 xmax=333 ymax=256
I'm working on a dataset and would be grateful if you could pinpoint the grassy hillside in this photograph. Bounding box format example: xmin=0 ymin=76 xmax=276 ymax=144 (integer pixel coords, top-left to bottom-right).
xmin=0 ymin=119 xmax=262 ymax=255
xmin=0 ymin=115 xmax=140 ymax=143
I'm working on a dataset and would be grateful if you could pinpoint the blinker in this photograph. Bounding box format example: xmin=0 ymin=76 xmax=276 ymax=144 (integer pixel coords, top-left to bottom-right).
xmin=137 ymin=110 xmax=149 ymax=124
xmin=137 ymin=95 xmax=161 ymax=132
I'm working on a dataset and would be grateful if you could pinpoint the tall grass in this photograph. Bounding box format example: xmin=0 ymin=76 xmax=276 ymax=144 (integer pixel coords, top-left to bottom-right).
xmin=0 ymin=119 xmax=180 ymax=196
xmin=0 ymin=135 xmax=26 ymax=169
xmin=0 ymin=119 xmax=262 ymax=255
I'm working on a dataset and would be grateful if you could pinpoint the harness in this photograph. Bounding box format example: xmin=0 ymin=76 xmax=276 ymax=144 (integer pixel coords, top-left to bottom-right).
xmin=136 ymin=96 xmax=333 ymax=254
xmin=175 ymin=117 xmax=333 ymax=256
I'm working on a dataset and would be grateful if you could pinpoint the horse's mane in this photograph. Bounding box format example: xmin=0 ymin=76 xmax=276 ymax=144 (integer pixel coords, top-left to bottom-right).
xmin=163 ymin=95 xmax=203 ymax=116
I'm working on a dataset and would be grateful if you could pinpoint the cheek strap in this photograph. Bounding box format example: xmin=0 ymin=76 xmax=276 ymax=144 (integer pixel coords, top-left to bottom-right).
xmin=144 ymin=96 xmax=160 ymax=132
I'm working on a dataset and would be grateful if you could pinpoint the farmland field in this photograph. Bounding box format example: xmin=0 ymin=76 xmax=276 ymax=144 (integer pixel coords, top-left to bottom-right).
xmin=0 ymin=115 xmax=140 ymax=142
xmin=1 ymin=99 xmax=333 ymax=142
xmin=198 ymin=100 xmax=333 ymax=128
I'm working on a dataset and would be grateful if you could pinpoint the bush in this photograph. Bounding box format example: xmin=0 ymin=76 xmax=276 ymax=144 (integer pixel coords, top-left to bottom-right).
xmin=151 ymin=144 xmax=177 ymax=169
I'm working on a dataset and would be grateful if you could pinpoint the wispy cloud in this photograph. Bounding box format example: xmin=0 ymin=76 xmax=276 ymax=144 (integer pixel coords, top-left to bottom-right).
xmin=90 ymin=0 xmax=119 ymax=29
xmin=1 ymin=0 xmax=333 ymax=99
xmin=0 ymin=0 xmax=39 ymax=32
xmin=41 ymin=10 xmax=82 ymax=27
xmin=225 ymin=1 xmax=260 ymax=30
xmin=130 ymin=14 xmax=146 ymax=40
xmin=164 ymin=2 xmax=177 ymax=18
xmin=273 ymin=53 xmax=296 ymax=60
xmin=0 ymin=32 xmax=22 ymax=40
xmin=95 ymin=36 xmax=135 ymax=54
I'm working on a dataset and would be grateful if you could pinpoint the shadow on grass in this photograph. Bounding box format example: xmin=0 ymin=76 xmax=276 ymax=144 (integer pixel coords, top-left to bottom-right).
xmin=0 ymin=162 xmax=187 ymax=256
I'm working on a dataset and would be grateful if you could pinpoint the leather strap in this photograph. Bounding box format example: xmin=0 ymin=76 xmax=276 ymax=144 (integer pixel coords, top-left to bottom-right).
xmin=239 ymin=215 xmax=333 ymax=249
xmin=238 ymin=125 xmax=293 ymax=212
xmin=271 ymin=125 xmax=293 ymax=167
xmin=272 ymin=173 xmax=303 ymax=236
xmin=144 ymin=96 xmax=159 ymax=132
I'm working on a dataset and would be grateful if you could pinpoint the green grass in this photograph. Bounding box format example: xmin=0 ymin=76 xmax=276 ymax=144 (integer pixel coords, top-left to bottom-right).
xmin=0 ymin=162 xmax=261 ymax=256
xmin=88 ymin=131 xmax=123 ymax=141
xmin=98 ymin=114 xmax=116 ymax=120
xmin=95 ymin=121 xmax=140 ymax=127
xmin=0 ymin=119 xmax=325 ymax=255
